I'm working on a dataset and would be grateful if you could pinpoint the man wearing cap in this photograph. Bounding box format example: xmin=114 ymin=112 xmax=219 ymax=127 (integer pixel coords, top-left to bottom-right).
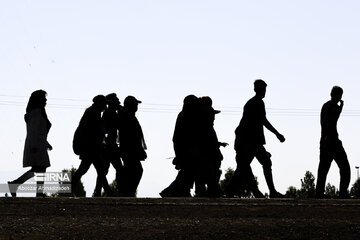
xmin=196 ymin=96 xmax=228 ymax=197
xmin=103 ymin=93 xmax=124 ymax=194
xmin=118 ymin=95 xmax=147 ymax=197
xmin=226 ymin=79 xmax=285 ymax=198
xmin=72 ymin=95 xmax=113 ymax=197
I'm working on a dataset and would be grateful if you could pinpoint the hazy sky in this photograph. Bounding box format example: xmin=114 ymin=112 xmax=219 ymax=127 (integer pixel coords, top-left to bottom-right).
xmin=1 ymin=1 xmax=360 ymax=197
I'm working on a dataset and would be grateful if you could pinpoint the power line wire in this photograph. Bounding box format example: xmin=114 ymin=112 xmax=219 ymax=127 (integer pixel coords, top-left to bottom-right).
xmin=1 ymin=95 xmax=360 ymax=116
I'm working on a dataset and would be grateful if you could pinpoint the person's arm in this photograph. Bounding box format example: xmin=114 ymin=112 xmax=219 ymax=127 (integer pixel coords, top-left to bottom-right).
xmin=339 ymin=100 xmax=344 ymax=113
xmin=264 ymin=118 xmax=285 ymax=142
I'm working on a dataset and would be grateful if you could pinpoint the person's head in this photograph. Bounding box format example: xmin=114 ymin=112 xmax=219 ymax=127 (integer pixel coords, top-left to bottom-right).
xmin=106 ymin=93 xmax=120 ymax=108
xmin=182 ymin=95 xmax=199 ymax=113
xmin=124 ymin=95 xmax=141 ymax=113
xmin=92 ymin=95 xmax=107 ymax=112
xmin=200 ymin=96 xmax=213 ymax=107
xmin=254 ymin=79 xmax=267 ymax=98
xmin=26 ymin=89 xmax=47 ymax=113
xmin=330 ymin=86 xmax=343 ymax=102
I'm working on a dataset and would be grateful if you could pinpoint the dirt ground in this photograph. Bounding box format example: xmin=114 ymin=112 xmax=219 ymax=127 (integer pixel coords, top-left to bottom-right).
xmin=0 ymin=197 xmax=359 ymax=240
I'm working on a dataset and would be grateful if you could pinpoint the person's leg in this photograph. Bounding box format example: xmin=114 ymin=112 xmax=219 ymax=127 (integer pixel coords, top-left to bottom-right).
xmin=33 ymin=166 xmax=47 ymax=197
xmin=205 ymin=165 xmax=222 ymax=197
xmin=109 ymin=149 xmax=123 ymax=193
xmin=256 ymin=146 xmax=278 ymax=196
xmin=12 ymin=168 xmax=36 ymax=184
xmin=71 ymin=159 xmax=92 ymax=195
xmin=128 ymin=161 xmax=143 ymax=197
xmin=160 ymin=169 xmax=192 ymax=197
xmin=194 ymin=162 xmax=206 ymax=197
xmin=315 ymin=148 xmax=333 ymax=198
xmin=93 ymin=158 xmax=112 ymax=197
xmin=333 ymin=142 xmax=351 ymax=198
xmin=226 ymin=146 xmax=257 ymax=197
xmin=9 ymin=167 xmax=37 ymax=197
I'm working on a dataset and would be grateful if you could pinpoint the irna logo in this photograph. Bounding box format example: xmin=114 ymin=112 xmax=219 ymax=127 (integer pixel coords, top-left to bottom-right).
xmin=34 ymin=172 xmax=71 ymax=182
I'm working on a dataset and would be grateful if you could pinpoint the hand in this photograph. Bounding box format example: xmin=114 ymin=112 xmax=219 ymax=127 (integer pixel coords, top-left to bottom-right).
xmin=47 ymin=143 xmax=53 ymax=151
xmin=339 ymin=100 xmax=344 ymax=107
xmin=277 ymin=133 xmax=285 ymax=143
xmin=220 ymin=142 xmax=229 ymax=147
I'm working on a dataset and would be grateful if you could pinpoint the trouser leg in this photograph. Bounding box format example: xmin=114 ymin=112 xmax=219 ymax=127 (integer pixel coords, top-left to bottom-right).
xmin=316 ymin=149 xmax=332 ymax=197
xmin=13 ymin=168 xmax=36 ymax=184
xmin=226 ymin=149 xmax=256 ymax=196
xmin=160 ymin=169 xmax=192 ymax=197
xmin=206 ymin=166 xmax=222 ymax=197
xmin=334 ymin=143 xmax=351 ymax=197
xmin=111 ymin=158 xmax=123 ymax=193
xmin=93 ymin=159 xmax=112 ymax=196
xmin=194 ymin=165 xmax=206 ymax=197
xmin=130 ymin=161 xmax=143 ymax=196
xmin=256 ymin=147 xmax=276 ymax=193
xmin=123 ymin=160 xmax=143 ymax=197
xmin=72 ymin=159 xmax=92 ymax=194
xmin=34 ymin=167 xmax=46 ymax=196
xmin=12 ymin=166 xmax=46 ymax=195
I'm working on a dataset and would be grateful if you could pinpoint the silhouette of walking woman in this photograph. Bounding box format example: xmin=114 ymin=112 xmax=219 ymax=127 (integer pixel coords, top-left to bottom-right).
xmin=8 ymin=90 xmax=52 ymax=197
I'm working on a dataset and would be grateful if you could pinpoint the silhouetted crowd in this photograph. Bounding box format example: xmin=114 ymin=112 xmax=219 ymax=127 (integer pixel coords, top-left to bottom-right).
xmin=72 ymin=94 xmax=146 ymax=197
xmin=8 ymin=80 xmax=351 ymax=199
xmin=160 ymin=95 xmax=227 ymax=197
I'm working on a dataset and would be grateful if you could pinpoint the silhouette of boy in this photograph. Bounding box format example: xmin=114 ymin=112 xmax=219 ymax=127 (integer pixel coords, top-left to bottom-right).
xmin=316 ymin=86 xmax=350 ymax=198
xmin=195 ymin=96 xmax=227 ymax=197
xmin=103 ymin=93 xmax=123 ymax=193
xmin=226 ymin=79 xmax=285 ymax=198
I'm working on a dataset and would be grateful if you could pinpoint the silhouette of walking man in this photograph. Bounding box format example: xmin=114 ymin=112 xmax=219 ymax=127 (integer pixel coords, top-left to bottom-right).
xmin=72 ymin=95 xmax=113 ymax=197
xmin=226 ymin=79 xmax=285 ymax=198
xmin=118 ymin=96 xmax=147 ymax=197
xmin=316 ymin=86 xmax=350 ymax=198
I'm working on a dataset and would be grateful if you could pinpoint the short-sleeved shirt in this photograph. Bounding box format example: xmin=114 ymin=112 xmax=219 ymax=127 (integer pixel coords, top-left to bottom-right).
xmin=235 ymin=96 xmax=266 ymax=147
xmin=320 ymin=100 xmax=341 ymax=145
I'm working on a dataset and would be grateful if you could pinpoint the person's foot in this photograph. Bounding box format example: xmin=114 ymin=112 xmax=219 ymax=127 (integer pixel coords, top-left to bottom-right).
xmin=339 ymin=192 xmax=350 ymax=199
xmin=269 ymin=191 xmax=285 ymax=198
xmin=252 ymin=189 xmax=265 ymax=198
xmin=315 ymin=192 xmax=327 ymax=199
xmin=92 ymin=192 xmax=101 ymax=197
xmin=224 ymin=188 xmax=235 ymax=198
xmin=8 ymin=181 xmax=18 ymax=197
xmin=36 ymin=193 xmax=47 ymax=197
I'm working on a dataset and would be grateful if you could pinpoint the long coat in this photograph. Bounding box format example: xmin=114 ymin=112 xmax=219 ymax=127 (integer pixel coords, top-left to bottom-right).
xmin=23 ymin=108 xmax=51 ymax=168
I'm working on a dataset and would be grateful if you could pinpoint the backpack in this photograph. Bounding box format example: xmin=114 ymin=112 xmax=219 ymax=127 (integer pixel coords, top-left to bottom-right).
xmin=72 ymin=126 xmax=85 ymax=155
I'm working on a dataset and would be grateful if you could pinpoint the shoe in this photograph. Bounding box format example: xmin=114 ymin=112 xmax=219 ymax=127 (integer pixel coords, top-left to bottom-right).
xmin=92 ymin=192 xmax=101 ymax=197
xmin=252 ymin=189 xmax=265 ymax=198
xmin=315 ymin=193 xmax=326 ymax=199
xmin=269 ymin=191 xmax=285 ymax=198
xmin=8 ymin=181 xmax=18 ymax=197
xmin=224 ymin=188 xmax=235 ymax=198
xmin=339 ymin=192 xmax=350 ymax=199
xmin=36 ymin=193 xmax=47 ymax=197
xmin=159 ymin=189 xmax=173 ymax=198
